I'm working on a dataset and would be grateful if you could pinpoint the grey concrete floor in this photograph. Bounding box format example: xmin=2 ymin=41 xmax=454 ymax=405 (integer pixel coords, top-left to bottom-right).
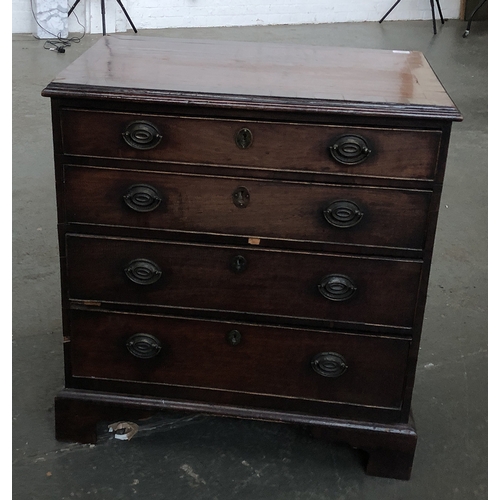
xmin=12 ymin=18 xmax=487 ymax=499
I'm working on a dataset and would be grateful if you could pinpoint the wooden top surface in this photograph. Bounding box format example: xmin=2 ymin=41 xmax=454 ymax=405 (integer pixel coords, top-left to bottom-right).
xmin=42 ymin=35 xmax=462 ymax=121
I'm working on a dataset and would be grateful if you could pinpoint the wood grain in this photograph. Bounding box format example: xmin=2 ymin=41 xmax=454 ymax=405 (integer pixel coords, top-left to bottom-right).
xmin=60 ymin=109 xmax=442 ymax=180
xmin=43 ymin=35 xmax=462 ymax=121
xmin=69 ymin=309 xmax=409 ymax=409
xmin=65 ymin=234 xmax=423 ymax=330
xmin=63 ymin=165 xmax=432 ymax=252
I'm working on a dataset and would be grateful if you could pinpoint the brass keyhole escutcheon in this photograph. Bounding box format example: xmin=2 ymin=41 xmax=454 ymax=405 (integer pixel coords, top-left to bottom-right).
xmin=232 ymin=187 xmax=250 ymax=208
xmin=226 ymin=329 xmax=242 ymax=346
xmin=230 ymin=255 xmax=247 ymax=273
xmin=235 ymin=128 xmax=253 ymax=149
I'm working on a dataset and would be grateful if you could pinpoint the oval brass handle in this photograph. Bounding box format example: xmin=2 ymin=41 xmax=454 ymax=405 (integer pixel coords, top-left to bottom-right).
xmin=126 ymin=333 xmax=162 ymax=359
xmin=124 ymin=258 xmax=162 ymax=285
xmin=311 ymin=352 xmax=348 ymax=378
xmin=123 ymin=120 xmax=163 ymax=150
xmin=323 ymin=200 xmax=363 ymax=228
xmin=318 ymin=274 xmax=357 ymax=301
xmin=329 ymin=134 xmax=372 ymax=165
xmin=123 ymin=184 xmax=162 ymax=212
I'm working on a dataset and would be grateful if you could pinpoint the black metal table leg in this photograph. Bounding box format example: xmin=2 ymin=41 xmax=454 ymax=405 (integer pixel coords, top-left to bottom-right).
xmin=430 ymin=0 xmax=437 ymax=34
xmin=100 ymin=0 xmax=106 ymax=36
xmin=436 ymin=0 xmax=445 ymax=24
xmin=68 ymin=0 xmax=138 ymax=36
xmin=115 ymin=0 xmax=138 ymax=33
xmin=68 ymin=0 xmax=81 ymax=17
xmin=379 ymin=0 xmax=402 ymax=23
xmin=379 ymin=0 xmax=446 ymax=33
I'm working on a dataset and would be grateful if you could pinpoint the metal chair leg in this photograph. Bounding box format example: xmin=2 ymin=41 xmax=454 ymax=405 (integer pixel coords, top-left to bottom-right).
xmin=463 ymin=0 xmax=487 ymax=37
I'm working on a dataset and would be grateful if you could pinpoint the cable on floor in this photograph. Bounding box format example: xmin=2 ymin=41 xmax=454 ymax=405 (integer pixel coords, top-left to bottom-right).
xmin=30 ymin=0 xmax=86 ymax=53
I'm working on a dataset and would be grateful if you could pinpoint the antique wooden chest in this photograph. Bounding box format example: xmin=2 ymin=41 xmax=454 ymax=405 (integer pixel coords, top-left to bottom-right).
xmin=42 ymin=35 xmax=462 ymax=479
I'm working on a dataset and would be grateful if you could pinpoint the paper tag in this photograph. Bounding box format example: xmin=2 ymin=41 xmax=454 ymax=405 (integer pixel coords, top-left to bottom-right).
xmin=248 ymin=238 xmax=261 ymax=245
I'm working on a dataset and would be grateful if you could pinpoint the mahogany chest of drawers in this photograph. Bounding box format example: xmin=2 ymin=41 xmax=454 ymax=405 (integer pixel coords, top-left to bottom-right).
xmin=42 ymin=35 xmax=461 ymax=480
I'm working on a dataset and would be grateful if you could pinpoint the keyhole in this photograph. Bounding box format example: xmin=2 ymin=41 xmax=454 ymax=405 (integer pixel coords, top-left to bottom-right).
xmin=230 ymin=255 xmax=247 ymax=273
xmin=226 ymin=330 xmax=242 ymax=346
xmin=236 ymin=128 xmax=253 ymax=149
xmin=232 ymin=187 xmax=250 ymax=208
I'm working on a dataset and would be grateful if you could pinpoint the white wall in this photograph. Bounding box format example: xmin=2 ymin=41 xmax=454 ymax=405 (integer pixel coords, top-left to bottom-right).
xmin=13 ymin=0 xmax=462 ymax=35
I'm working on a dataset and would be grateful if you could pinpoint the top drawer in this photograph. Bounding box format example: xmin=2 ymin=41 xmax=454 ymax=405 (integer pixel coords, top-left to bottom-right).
xmin=60 ymin=109 xmax=442 ymax=181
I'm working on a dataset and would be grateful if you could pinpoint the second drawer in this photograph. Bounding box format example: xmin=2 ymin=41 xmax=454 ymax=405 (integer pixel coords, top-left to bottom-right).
xmin=63 ymin=165 xmax=432 ymax=252
xmin=65 ymin=234 xmax=422 ymax=331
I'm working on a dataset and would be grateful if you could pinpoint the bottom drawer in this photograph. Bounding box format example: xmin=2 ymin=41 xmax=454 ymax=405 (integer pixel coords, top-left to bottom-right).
xmin=69 ymin=309 xmax=410 ymax=410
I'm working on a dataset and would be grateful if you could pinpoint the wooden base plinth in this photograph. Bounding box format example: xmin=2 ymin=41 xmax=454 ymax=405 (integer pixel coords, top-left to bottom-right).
xmin=55 ymin=389 xmax=417 ymax=480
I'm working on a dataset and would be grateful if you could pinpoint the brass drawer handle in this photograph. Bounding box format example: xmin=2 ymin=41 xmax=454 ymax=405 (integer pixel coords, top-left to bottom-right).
xmin=123 ymin=120 xmax=163 ymax=150
xmin=126 ymin=333 xmax=162 ymax=359
xmin=323 ymin=200 xmax=363 ymax=228
xmin=318 ymin=274 xmax=357 ymax=301
xmin=329 ymin=134 xmax=372 ymax=165
xmin=311 ymin=352 xmax=348 ymax=378
xmin=124 ymin=258 xmax=162 ymax=285
xmin=123 ymin=184 xmax=162 ymax=212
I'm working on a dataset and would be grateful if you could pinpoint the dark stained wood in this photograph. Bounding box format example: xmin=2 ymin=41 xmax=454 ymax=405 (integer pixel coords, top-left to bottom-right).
xmin=42 ymin=35 xmax=462 ymax=121
xmin=63 ymin=165 xmax=432 ymax=252
xmin=55 ymin=388 xmax=417 ymax=479
xmin=44 ymin=36 xmax=461 ymax=480
xmin=69 ymin=309 xmax=409 ymax=409
xmin=68 ymin=368 xmax=403 ymax=424
xmin=311 ymin=415 xmax=417 ymax=480
xmin=60 ymin=109 xmax=442 ymax=181
xmin=65 ymin=234 xmax=423 ymax=330
xmin=51 ymin=95 xmax=457 ymax=139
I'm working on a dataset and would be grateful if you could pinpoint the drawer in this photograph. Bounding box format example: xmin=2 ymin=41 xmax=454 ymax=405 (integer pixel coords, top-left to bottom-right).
xmin=63 ymin=166 xmax=432 ymax=251
xmin=69 ymin=309 xmax=410 ymax=410
xmin=65 ymin=235 xmax=422 ymax=330
xmin=60 ymin=109 xmax=441 ymax=180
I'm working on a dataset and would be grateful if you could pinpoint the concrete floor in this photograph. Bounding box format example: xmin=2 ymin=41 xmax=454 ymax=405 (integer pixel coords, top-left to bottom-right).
xmin=12 ymin=18 xmax=487 ymax=499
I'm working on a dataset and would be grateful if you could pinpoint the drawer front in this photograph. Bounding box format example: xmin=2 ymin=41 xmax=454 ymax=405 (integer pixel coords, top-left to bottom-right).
xmin=64 ymin=166 xmax=432 ymax=251
xmin=60 ymin=109 xmax=441 ymax=180
xmin=69 ymin=309 xmax=410 ymax=410
xmin=66 ymin=235 xmax=422 ymax=329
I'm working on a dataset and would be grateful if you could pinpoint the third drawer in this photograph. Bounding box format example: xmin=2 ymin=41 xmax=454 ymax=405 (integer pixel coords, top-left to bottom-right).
xmin=65 ymin=234 xmax=423 ymax=331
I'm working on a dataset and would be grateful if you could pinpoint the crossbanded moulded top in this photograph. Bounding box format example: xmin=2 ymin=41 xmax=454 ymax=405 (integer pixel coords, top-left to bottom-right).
xmin=42 ymin=35 xmax=462 ymax=121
